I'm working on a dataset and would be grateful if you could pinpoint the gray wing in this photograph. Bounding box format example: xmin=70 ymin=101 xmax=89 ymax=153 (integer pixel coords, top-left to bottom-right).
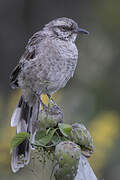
xmin=10 ymin=31 xmax=45 ymax=88
xmin=10 ymin=64 xmax=22 ymax=88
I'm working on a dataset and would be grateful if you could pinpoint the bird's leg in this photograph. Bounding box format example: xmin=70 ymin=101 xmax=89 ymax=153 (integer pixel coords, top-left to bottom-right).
xmin=39 ymin=97 xmax=48 ymax=110
xmin=47 ymin=94 xmax=57 ymax=106
xmin=33 ymin=91 xmax=48 ymax=110
xmin=47 ymin=94 xmax=52 ymax=113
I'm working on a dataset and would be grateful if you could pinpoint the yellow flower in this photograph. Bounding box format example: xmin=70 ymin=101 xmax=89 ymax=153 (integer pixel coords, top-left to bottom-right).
xmin=89 ymin=112 xmax=120 ymax=175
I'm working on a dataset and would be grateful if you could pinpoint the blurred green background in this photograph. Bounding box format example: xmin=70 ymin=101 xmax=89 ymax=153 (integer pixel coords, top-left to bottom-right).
xmin=0 ymin=0 xmax=120 ymax=179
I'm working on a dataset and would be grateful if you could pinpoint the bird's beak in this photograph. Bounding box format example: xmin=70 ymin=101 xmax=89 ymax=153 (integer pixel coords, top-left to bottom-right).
xmin=77 ymin=27 xmax=89 ymax=35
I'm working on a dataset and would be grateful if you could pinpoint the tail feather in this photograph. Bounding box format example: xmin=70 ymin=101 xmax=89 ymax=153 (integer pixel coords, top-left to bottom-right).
xmin=30 ymin=99 xmax=40 ymax=142
xmin=11 ymin=139 xmax=30 ymax=173
xmin=11 ymin=96 xmax=24 ymax=127
xmin=11 ymin=96 xmax=39 ymax=173
xmin=11 ymin=107 xmax=21 ymax=127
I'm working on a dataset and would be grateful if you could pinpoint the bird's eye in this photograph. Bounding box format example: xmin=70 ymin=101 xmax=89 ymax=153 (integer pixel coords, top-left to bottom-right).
xmin=61 ymin=26 xmax=66 ymax=32
xmin=60 ymin=25 xmax=74 ymax=32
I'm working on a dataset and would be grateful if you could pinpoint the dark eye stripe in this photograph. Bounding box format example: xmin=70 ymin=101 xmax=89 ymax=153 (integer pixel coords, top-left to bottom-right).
xmin=69 ymin=26 xmax=74 ymax=30
xmin=60 ymin=25 xmax=74 ymax=31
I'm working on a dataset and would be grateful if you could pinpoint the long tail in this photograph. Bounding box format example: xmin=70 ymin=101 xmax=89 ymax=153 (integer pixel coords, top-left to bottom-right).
xmin=11 ymin=96 xmax=40 ymax=173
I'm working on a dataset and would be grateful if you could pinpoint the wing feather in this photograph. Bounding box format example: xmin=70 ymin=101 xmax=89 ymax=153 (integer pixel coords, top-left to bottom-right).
xmin=10 ymin=31 xmax=45 ymax=88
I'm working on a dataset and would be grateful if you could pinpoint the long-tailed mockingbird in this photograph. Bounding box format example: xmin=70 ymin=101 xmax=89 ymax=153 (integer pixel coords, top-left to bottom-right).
xmin=10 ymin=17 xmax=89 ymax=172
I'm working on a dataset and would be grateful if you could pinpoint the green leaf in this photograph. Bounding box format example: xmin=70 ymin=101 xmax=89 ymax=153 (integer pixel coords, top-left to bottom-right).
xmin=58 ymin=123 xmax=72 ymax=137
xmin=51 ymin=134 xmax=61 ymax=145
xmin=10 ymin=132 xmax=30 ymax=153
xmin=46 ymin=128 xmax=52 ymax=135
xmin=35 ymin=130 xmax=46 ymax=141
xmin=35 ymin=128 xmax=57 ymax=146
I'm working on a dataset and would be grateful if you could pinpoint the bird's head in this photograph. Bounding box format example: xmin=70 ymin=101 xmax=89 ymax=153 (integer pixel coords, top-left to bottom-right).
xmin=44 ymin=17 xmax=89 ymax=42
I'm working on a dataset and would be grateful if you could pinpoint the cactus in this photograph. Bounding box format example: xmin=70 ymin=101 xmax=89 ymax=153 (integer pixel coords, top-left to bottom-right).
xmin=38 ymin=104 xmax=63 ymax=130
xmin=69 ymin=123 xmax=94 ymax=157
xmin=11 ymin=104 xmax=97 ymax=180
xmin=54 ymin=141 xmax=81 ymax=180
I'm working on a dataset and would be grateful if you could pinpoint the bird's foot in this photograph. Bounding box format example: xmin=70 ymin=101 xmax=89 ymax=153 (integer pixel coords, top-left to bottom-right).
xmin=39 ymin=98 xmax=48 ymax=110
xmin=47 ymin=94 xmax=59 ymax=107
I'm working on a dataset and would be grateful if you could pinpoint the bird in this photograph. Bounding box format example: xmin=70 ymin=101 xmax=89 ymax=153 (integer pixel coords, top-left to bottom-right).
xmin=10 ymin=17 xmax=89 ymax=173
